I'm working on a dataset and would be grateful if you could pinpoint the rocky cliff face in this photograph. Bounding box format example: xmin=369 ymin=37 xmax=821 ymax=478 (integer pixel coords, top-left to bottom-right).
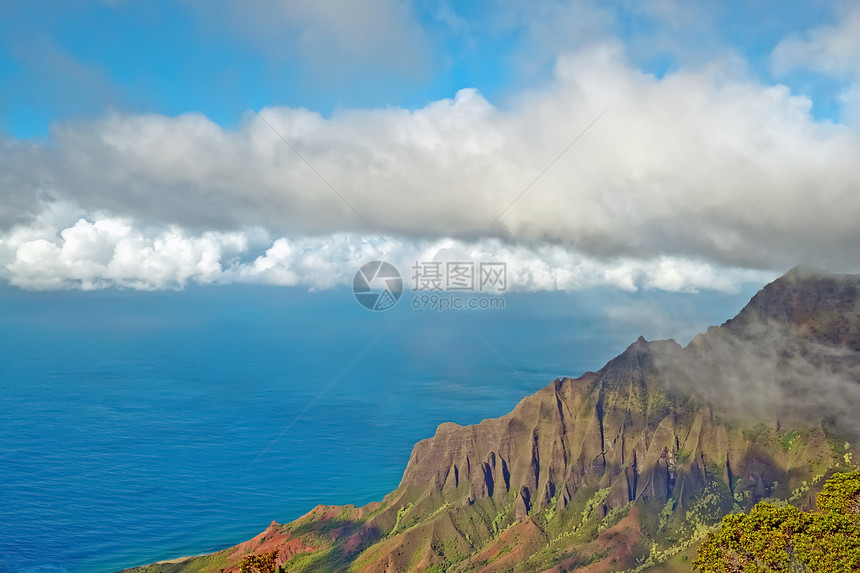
xmin=123 ymin=269 xmax=860 ymax=573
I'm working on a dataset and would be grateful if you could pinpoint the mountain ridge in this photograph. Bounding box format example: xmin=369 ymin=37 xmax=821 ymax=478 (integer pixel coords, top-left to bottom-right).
xmin=122 ymin=269 xmax=860 ymax=573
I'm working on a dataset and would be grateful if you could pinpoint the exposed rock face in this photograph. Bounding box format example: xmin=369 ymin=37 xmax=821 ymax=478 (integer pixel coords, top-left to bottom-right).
xmin=123 ymin=269 xmax=860 ymax=573
xmin=400 ymin=337 xmax=685 ymax=511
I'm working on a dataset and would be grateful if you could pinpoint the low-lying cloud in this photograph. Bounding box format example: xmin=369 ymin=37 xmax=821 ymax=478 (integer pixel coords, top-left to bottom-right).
xmin=655 ymin=316 xmax=860 ymax=433
xmin=0 ymin=208 xmax=773 ymax=292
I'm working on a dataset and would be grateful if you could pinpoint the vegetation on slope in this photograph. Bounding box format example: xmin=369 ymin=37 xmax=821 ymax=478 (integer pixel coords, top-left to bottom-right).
xmin=693 ymin=470 xmax=860 ymax=572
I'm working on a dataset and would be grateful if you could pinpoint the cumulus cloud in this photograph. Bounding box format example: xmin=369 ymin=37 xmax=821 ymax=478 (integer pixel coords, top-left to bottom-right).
xmin=0 ymin=210 xmax=772 ymax=292
xmin=5 ymin=40 xmax=860 ymax=277
xmin=0 ymin=208 xmax=249 ymax=290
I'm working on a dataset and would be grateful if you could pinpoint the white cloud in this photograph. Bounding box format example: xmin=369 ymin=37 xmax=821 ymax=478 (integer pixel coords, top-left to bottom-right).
xmin=771 ymin=4 xmax=860 ymax=123
xmin=5 ymin=45 xmax=855 ymax=274
xmin=0 ymin=213 xmax=248 ymax=290
xmin=772 ymin=5 xmax=860 ymax=78
xmin=0 ymin=210 xmax=774 ymax=292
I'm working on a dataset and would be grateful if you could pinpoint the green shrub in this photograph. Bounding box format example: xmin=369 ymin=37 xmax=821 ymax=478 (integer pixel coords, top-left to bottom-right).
xmin=693 ymin=471 xmax=860 ymax=572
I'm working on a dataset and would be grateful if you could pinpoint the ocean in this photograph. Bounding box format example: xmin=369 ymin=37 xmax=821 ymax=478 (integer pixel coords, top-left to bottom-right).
xmin=0 ymin=284 xmax=760 ymax=572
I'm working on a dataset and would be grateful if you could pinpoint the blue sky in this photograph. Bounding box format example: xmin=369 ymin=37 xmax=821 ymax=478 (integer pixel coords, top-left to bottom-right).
xmin=1 ymin=0 xmax=860 ymax=293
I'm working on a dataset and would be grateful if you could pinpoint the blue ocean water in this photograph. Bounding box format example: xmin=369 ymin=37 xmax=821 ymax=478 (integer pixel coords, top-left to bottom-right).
xmin=0 ymin=284 xmax=760 ymax=573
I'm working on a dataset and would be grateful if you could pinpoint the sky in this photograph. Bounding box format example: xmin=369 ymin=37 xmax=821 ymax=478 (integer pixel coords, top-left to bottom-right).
xmin=1 ymin=0 xmax=859 ymax=293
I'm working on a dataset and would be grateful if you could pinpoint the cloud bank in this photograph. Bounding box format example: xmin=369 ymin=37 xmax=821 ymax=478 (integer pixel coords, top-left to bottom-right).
xmin=4 ymin=7 xmax=860 ymax=291
xmin=0 ymin=207 xmax=772 ymax=292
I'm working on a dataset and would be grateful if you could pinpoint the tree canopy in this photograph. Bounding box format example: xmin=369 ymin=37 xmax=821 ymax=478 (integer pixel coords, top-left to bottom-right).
xmin=238 ymin=551 xmax=282 ymax=573
xmin=694 ymin=471 xmax=860 ymax=572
